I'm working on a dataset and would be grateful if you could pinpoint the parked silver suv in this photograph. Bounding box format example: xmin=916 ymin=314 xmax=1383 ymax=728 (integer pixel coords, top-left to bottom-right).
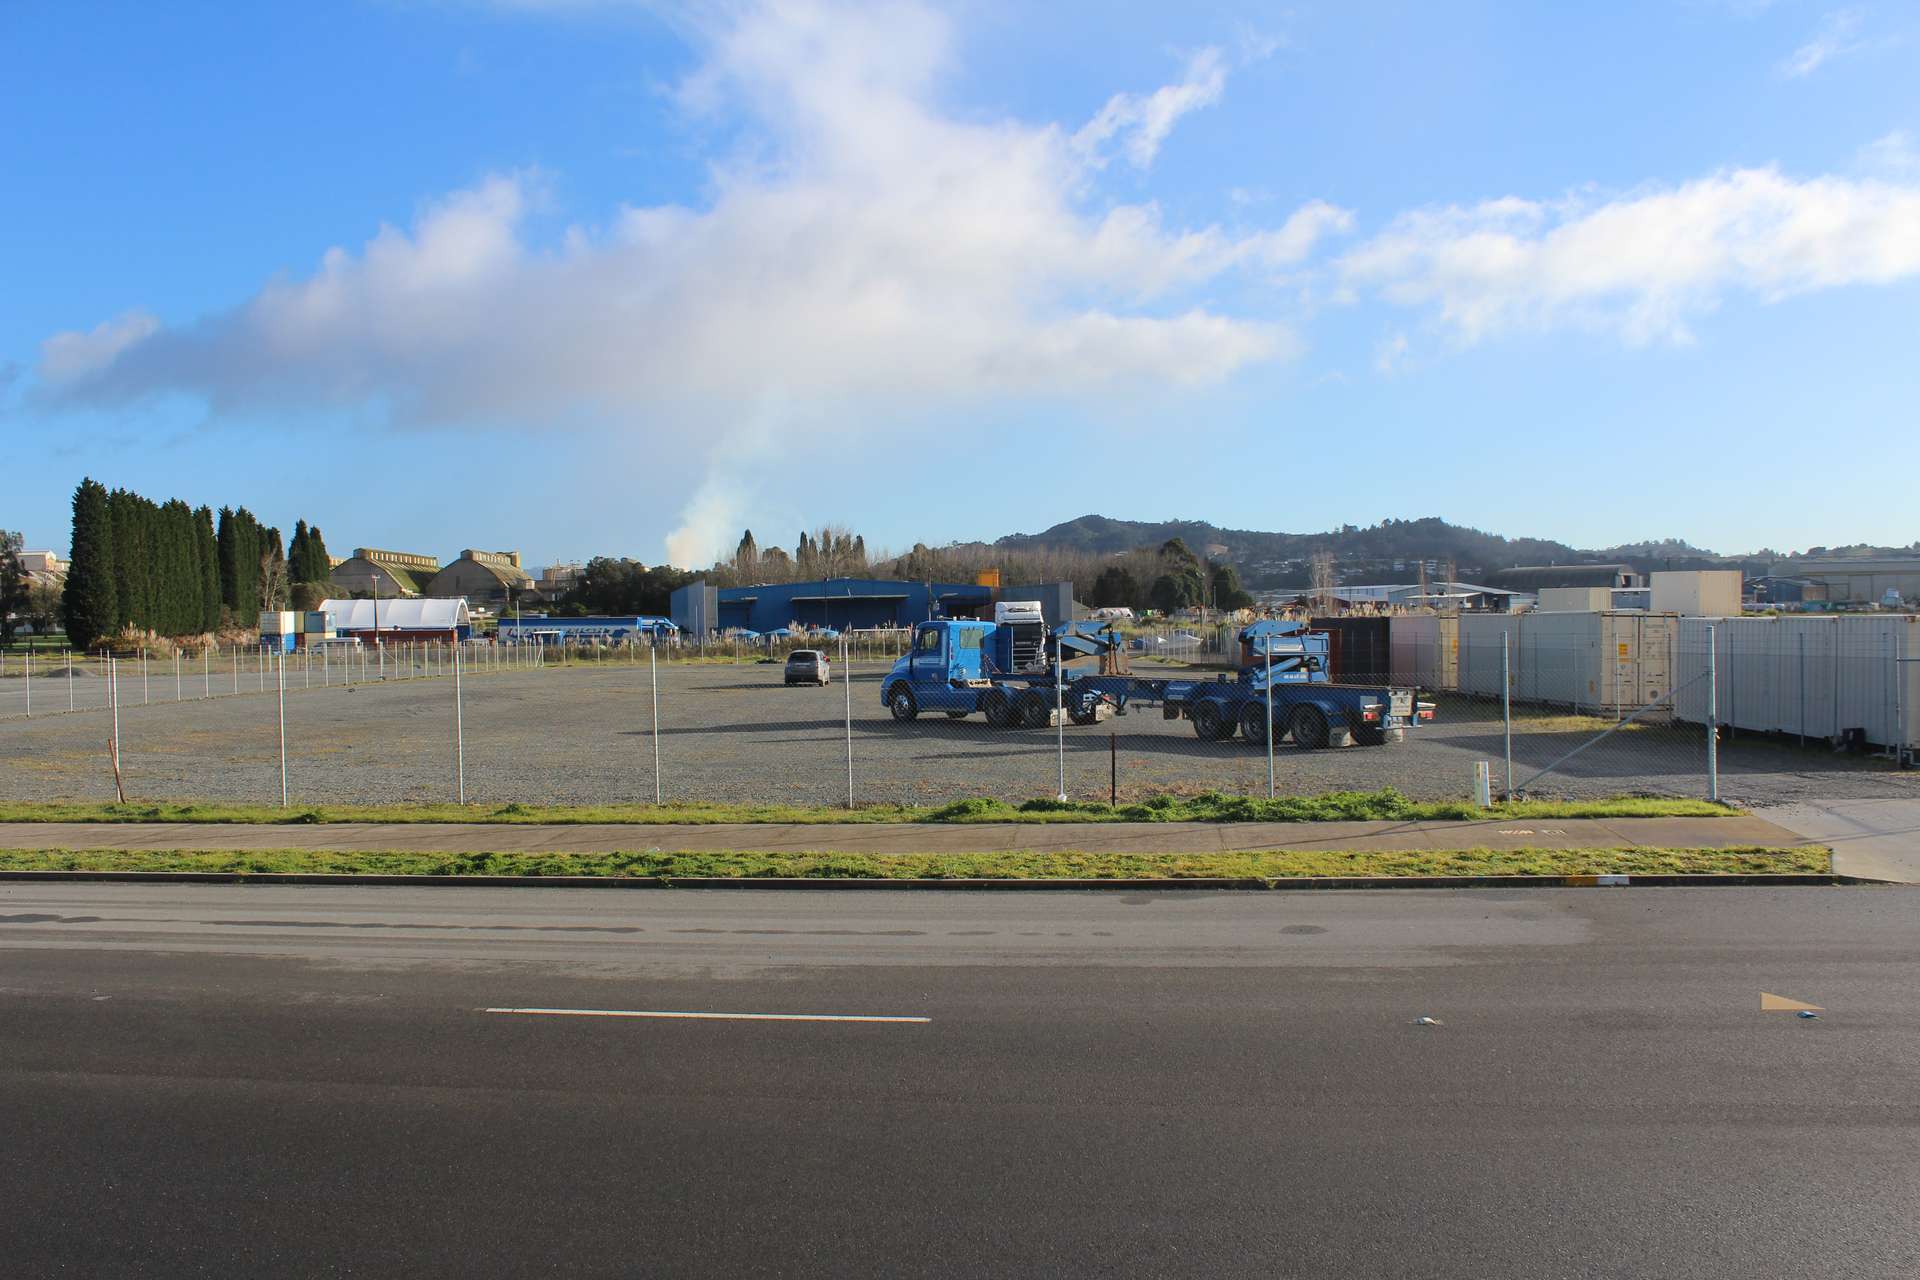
xmin=784 ymin=649 xmax=831 ymax=686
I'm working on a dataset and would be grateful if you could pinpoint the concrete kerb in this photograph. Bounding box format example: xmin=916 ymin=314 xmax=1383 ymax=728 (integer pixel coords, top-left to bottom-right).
xmin=0 ymin=870 xmax=1877 ymax=890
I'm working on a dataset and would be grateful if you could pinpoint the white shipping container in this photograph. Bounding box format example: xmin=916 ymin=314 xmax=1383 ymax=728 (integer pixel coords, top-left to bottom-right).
xmin=258 ymin=610 xmax=296 ymax=634
xmin=1650 ymin=571 xmax=1742 ymax=617
xmin=1446 ymin=612 xmax=1678 ymax=716
xmin=1673 ymin=615 xmax=1917 ymax=751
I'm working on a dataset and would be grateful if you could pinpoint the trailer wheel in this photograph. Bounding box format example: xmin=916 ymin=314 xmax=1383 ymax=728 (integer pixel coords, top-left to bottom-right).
xmin=1352 ymin=721 xmax=1385 ymax=746
xmin=982 ymin=690 xmax=1013 ymax=728
xmin=1240 ymin=701 xmax=1274 ymax=745
xmin=1290 ymin=705 xmax=1329 ymax=750
xmin=1190 ymin=701 xmax=1224 ymax=740
xmin=888 ymin=685 xmax=919 ymax=722
xmin=1017 ymin=691 xmax=1050 ymax=729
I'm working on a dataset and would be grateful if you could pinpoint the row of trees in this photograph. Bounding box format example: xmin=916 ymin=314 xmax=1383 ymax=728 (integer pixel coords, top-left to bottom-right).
xmin=548 ymin=558 xmax=699 ymax=617
xmin=714 ymin=526 xmax=1255 ymax=615
xmin=0 ymin=531 xmax=36 ymax=645
xmin=59 ymin=478 xmax=331 ymax=651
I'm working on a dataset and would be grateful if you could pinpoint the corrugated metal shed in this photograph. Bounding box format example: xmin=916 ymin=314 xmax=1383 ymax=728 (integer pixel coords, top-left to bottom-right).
xmin=321 ymin=598 xmax=472 ymax=632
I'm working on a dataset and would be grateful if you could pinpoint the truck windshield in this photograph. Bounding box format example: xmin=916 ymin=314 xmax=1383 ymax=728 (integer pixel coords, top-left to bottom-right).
xmin=916 ymin=630 xmax=941 ymax=653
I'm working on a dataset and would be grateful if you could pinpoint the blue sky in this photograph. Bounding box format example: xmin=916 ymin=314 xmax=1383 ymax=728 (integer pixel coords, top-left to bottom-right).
xmin=4 ymin=0 xmax=1917 ymax=568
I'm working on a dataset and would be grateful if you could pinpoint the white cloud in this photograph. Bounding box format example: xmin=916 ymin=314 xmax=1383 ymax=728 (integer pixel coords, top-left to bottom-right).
xmin=36 ymin=0 xmax=1339 ymax=565
xmin=1778 ymin=8 xmax=1865 ymax=79
xmin=1859 ymin=129 xmax=1919 ymax=174
xmin=1340 ymin=166 xmax=1920 ymax=345
xmin=1074 ymin=48 xmax=1227 ymax=169
xmin=1373 ymin=332 xmax=1409 ymax=375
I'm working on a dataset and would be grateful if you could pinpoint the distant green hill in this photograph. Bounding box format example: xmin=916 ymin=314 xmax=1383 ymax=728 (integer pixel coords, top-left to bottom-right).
xmin=992 ymin=514 xmax=1595 ymax=589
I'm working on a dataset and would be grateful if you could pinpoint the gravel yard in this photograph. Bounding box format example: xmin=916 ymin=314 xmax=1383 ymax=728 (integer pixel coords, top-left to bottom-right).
xmin=0 ymin=658 xmax=1908 ymax=809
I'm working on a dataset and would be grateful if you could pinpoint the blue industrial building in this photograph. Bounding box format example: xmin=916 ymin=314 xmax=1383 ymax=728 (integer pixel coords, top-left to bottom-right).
xmin=670 ymin=578 xmax=1073 ymax=637
xmin=498 ymin=615 xmax=678 ymax=644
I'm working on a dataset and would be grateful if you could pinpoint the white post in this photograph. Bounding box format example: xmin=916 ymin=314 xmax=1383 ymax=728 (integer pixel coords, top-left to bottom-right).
xmin=1055 ymin=645 xmax=1067 ymax=803
xmin=649 ymin=638 xmax=662 ymax=804
xmin=143 ymin=649 xmax=149 ymax=704
xmin=175 ymin=649 xmax=181 ymax=701
xmin=22 ymin=646 xmax=29 ymax=718
xmin=276 ymin=653 xmax=288 ymax=807
xmin=68 ymin=648 xmax=74 ymax=713
xmin=109 ymin=653 xmax=122 ymax=795
xmin=1706 ymin=623 xmax=1720 ymax=803
xmin=1265 ymin=638 xmax=1275 ymax=799
xmin=453 ymin=640 xmax=466 ymax=804
xmin=842 ymin=631 xmax=853 ymax=809
xmin=203 ymin=646 xmax=209 ymax=699
xmin=1502 ymin=632 xmax=1512 ymax=798
xmin=233 ymin=648 xmax=239 ymax=694
xmin=324 ymin=644 xmax=330 ymax=687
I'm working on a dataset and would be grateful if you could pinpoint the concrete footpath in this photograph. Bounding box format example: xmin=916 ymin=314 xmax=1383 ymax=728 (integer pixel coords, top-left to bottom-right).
xmin=0 ymin=815 xmax=1812 ymax=857
xmin=1765 ymin=800 xmax=1920 ymax=884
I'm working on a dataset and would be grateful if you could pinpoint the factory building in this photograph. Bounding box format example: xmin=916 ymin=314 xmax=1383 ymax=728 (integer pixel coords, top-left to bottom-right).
xmin=498 ymin=615 xmax=677 ymax=644
xmin=425 ymin=549 xmax=533 ymax=607
xmin=1772 ymin=556 xmax=1920 ymax=608
xmin=670 ymin=578 xmax=1074 ymax=636
xmin=328 ymin=548 xmax=441 ymax=599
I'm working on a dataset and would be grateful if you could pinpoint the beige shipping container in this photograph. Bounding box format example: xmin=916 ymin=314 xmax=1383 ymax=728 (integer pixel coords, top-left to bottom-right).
xmin=1389 ymin=614 xmax=1459 ymax=690
xmin=258 ymin=611 xmax=297 ymax=635
xmin=1650 ymin=570 xmax=1742 ymax=617
xmin=1538 ymin=587 xmax=1612 ymax=612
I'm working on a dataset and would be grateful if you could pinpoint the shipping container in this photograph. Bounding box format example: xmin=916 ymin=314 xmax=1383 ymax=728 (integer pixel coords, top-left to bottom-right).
xmin=1650 ymin=571 xmax=1742 ymax=617
xmin=1309 ymin=616 xmax=1392 ymax=685
xmin=258 ymin=610 xmax=296 ymax=634
xmin=1672 ymin=615 xmax=1917 ymax=752
xmin=1390 ymin=614 xmax=1459 ymax=690
xmin=1538 ymin=587 xmax=1611 ymax=612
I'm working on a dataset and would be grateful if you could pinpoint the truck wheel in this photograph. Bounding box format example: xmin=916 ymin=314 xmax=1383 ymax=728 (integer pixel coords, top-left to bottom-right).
xmin=1240 ymin=702 xmax=1274 ymax=745
xmin=982 ymin=690 xmax=1012 ymax=728
xmin=1352 ymin=722 xmax=1385 ymax=746
xmin=1290 ymin=706 xmax=1329 ymax=750
xmin=1190 ymin=702 xmax=1222 ymax=740
xmin=888 ymin=685 xmax=919 ymax=722
xmin=1017 ymin=692 xmax=1050 ymax=729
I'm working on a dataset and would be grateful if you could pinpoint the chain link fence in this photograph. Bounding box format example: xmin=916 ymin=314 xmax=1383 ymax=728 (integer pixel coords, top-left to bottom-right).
xmin=0 ymin=614 xmax=1912 ymax=809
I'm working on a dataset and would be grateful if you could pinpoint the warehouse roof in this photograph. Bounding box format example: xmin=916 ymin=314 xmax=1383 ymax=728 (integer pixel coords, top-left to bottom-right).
xmin=321 ymin=598 xmax=471 ymax=631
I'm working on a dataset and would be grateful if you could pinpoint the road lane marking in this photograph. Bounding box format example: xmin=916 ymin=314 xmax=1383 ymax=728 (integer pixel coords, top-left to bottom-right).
xmin=484 ymin=1007 xmax=931 ymax=1024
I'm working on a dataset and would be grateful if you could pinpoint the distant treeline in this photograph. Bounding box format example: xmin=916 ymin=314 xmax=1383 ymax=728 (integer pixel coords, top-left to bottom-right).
xmin=60 ymin=477 xmax=331 ymax=651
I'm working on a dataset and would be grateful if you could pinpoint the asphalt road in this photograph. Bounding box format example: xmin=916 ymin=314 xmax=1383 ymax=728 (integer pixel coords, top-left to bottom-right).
xmin=0 ymin=658 xmax=1908 ymax=808
xmin=2 ymin=883 xmax=1916 ymax=1278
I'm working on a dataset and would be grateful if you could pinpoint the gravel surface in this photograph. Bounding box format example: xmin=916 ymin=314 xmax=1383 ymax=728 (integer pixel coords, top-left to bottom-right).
xmin=0 ymin=657 xmax=1910 ymax=808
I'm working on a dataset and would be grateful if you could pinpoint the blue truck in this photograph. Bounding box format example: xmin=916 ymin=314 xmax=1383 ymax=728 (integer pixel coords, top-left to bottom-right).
xmin=879 ymin=609 xmax=1434 ymax=748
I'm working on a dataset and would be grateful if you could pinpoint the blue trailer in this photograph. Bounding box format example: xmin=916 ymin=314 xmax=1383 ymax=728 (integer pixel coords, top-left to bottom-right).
xmin=879 ymin=614 xmax=1433 ymax=748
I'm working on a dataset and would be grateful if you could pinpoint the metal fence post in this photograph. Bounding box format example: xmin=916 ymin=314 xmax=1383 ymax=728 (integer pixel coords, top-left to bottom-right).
xmin=453 ymin=641 xmax=466 ymax=804
xmin=203 ymin=646 xmax=209 ymax=699
xmin=277 ymin=653 xmax=288 ymax=807
xmin=842 ymin=632 xmax=853 ymax=809
xmin=1265 ymin=640 xmax=1275 ymax=800
xmin=649 ymin=638 xmax=662 ymax=804
xmin=175 ymin=649 xmax=181 ymax=701
xmin=1055 ymin=646 xmax=1067 ymax=803
xmin=142 ymin=649 xmax=148 ymax=704
xmin=67 ymin=649 xmax=74 ymax=713
xmin=1502 ymin=632 xmax=1512 ymax=797
xmin=1706 ymin=623 xmax=1719 ymax=803
xmin=22 ymin=646 xmax=29 ymax=718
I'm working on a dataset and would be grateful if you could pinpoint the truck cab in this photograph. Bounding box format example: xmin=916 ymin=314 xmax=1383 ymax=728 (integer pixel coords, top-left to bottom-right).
xmin=886 ymin=620 xmax=995 ymax=718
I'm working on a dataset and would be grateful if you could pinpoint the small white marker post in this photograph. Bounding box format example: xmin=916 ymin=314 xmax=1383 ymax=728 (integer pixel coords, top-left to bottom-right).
xmin=1055 ymin=644 xmax=1067 ymax=803
xmin=842 ymin=631 xmax=853 ymax=809
xmin=1265 ymin=637 xmax=1275 ymax=800
xmin=649 ymin=636 xmax=662 ymax=804
xmin=453 ymin=640 xmax=466 ymax=805
xmin=276 ymin=653 xmax=288 ymax=807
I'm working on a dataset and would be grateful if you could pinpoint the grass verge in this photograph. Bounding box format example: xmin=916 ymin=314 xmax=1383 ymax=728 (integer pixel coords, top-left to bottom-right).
xmin=0 ymin=789 xmax=1737 ymax=827
xmin=0 ymin=845 xmax=1824 ymax=880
